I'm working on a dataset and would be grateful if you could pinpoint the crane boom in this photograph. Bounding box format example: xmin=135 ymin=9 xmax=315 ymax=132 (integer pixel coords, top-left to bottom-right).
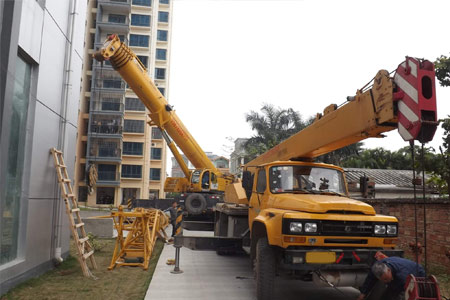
xmin=246 ymin=58 xmax=438 ymax=167
xmin=93 ymin=35 xmax=218 ymax=174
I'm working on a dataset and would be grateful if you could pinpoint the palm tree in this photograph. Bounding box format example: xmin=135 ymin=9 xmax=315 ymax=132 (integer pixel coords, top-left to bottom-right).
xmin=244 ymin=104 xmax=311 ymax=161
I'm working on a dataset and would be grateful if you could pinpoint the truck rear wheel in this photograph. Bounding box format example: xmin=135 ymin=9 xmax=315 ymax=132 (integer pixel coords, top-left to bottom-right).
xmin=185 ymin=193 xmax=207 ymax=215
xmin=255 ymin=237 xmax=276 ymax=300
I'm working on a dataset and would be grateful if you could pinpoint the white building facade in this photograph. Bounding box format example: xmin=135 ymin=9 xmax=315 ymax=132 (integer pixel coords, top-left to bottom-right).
xmin=0 ymin=0 xmax=87 ymax=294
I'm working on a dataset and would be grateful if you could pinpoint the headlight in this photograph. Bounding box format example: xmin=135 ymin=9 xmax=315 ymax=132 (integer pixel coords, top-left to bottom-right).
xmin=374 ymin=225 xmax=386 ymax=235
xmin=304 ymin=223 xmax=317 ymax=233
xmin=290 ymin=222 xmax=303 ymax=233
xmin=387 ymin=225 xmax=397 ymax=235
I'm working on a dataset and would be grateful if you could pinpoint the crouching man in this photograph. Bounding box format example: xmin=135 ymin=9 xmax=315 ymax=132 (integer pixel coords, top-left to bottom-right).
xmin=357 ymin=256 xmax=425 ymax=300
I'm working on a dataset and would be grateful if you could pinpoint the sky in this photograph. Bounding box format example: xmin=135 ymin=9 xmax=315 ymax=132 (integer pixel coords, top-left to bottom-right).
xmin=166 ymin=0 xmax=450 ymax=168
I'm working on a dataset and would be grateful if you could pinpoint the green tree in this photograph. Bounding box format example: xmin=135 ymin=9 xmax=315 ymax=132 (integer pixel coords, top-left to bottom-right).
xmin=341 ymin=145 xmax=440 ymax=172
xmin=244 ymin=103 xmax=311 ymax=161
xmin=435 ymin=54 xmax=450 ymax=87
xmin=430 ymin=116 xmax=450 ymax=196
xmin=317 ymin=143 xmax=363 ymax=165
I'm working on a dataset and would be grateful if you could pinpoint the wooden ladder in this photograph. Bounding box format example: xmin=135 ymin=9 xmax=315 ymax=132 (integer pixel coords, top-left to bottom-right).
xmin=50 ymin=148 xmax=97 ymax=277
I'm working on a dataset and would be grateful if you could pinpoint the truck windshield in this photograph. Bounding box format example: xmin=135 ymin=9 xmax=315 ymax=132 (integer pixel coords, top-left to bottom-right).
xmin=269 ymin=165 xmax=346 ymax=195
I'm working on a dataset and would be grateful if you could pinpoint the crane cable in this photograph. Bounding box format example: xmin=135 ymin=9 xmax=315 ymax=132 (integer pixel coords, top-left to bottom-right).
xmin=410 ymin=141 xmax=420 ymax=275
xmin=410 ymin=140 xmax=428 ymax=276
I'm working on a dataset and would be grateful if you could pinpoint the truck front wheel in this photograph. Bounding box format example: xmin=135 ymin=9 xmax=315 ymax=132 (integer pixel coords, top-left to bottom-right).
xmin=255 ymin=237 xmax=276 ymax=300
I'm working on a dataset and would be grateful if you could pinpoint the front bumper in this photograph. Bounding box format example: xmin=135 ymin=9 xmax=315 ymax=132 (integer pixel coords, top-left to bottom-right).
xmin=281 ymin=248 xmax=403 ymax=271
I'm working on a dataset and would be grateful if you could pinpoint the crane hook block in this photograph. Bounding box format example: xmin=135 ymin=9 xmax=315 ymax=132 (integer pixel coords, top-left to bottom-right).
xmin=393 ymin=57 xmax=438 ymax=143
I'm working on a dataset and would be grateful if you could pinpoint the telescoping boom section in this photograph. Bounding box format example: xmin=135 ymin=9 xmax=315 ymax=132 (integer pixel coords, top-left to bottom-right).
xmin=246 ymin=57 xmax=438 ymax=167
xmin=93 ymin=35 xmax=234 ymax=196
xmin=93 ymin=35 xmax=216 ymax=173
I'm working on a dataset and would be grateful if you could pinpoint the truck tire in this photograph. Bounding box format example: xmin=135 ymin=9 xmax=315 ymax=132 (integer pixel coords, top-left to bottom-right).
xmin=255 ymin=237 xmax=276 ymax=300
xmin=185 ymin=193 xmax=207 ymax=215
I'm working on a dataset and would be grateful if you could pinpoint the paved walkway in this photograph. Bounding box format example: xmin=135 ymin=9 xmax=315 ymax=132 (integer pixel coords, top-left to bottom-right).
xmin=145 ymin=229 xmax=360 ymax=300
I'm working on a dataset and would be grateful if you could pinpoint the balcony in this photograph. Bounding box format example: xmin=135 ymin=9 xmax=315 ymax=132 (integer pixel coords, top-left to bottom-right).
xmin=97 ymin=170 xmax=121 ymax=186
xmin=97 ymin=0 xmax=131 ymax=14
xmin=87 ymin=139 xmax=122 ymax=162
xmin=96 ymin=18 xmax=130 ymax=35
xmin=91 ymin=69 xmax=126 ymax=93
xmin=90 ymin=90 xmax=124 ymax=115
xmin=93 ymin=37 xmax=128 ymax=53
xmin=89 ymin=115 xmax=123 ymax=138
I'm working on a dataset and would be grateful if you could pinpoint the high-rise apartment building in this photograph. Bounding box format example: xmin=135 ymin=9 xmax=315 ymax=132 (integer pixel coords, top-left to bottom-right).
xmin=75 ymin=0 xmax=172 ymax=207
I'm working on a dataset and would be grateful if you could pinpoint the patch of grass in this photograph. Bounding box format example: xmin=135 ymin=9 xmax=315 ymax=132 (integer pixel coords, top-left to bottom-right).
xmin=1 ymin=238 xmax=165 ymax=300
xmin=430 ymin=266 xmax=450 ymax=299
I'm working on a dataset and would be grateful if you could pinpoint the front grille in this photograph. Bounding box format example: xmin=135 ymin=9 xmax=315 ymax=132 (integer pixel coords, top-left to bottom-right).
xmin=321 ymin=220 xmax=373 ymax=237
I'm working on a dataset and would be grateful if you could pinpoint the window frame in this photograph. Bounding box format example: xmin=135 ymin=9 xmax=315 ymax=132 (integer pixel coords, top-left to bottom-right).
xmin=122 ymin=164 xmax=143 ymax=179
xmin=130 ymin=34 xmax=150 ymax=48
xmin=131 ymin=14 xmax=150 ymax=27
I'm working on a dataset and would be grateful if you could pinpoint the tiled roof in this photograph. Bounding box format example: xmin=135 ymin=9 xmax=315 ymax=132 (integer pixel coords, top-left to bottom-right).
xmin=344 ymin=168 xmax=428 ymax=188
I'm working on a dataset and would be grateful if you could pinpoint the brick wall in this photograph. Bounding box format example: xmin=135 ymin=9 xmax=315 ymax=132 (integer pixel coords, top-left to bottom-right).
xmin=366 ymin=198 xmax=450 ymax=273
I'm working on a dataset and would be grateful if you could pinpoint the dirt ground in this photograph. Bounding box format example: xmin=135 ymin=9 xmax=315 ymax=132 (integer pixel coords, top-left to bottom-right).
xmin=1 ymin=238 xmax=164 ymax=300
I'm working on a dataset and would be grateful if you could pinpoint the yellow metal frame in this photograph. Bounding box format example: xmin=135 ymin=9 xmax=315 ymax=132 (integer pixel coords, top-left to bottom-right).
xmin=108 ymin=206 xmax=169 ymax=270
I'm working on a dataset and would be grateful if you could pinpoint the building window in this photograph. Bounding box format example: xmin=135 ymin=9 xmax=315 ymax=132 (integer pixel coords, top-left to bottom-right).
xmin=122 ymin=164 xmax=142 ymax=178
xmin=98 ymin=164 xmax=117 ymax=181
xmin=108 ymin=14 xmax=126 ymax=24
xmin=157 ymin=30 xmax=168 ymax=41
xmin=96 ymin=187 xmax=115 ymax=205
xmin=78 ymin=186 xmax=88 ymax=202
xmin=125 ymin=97 xmax=145 ymax=111
xmin=123 ymin=142 xmax=144 ymax=155
xmin=1 ymin=56 xmax=31 ymax=265
xmin=101 ymin=97 xmax=121 ymax=111
xmin=160 ymin=0 xmax=169 ymax=4
xmin=150 ymin=168 xmax=161 ymax=180
xmin=151 ymin=127 xmax=163 ymax=139
xmin=156 ymin=48 xmax=167 ymax=60
xmin=149 ymin=189 xmax=159 ymax=200
xmin=131 ymin=14 xmax=150 ymax=27
xmin=151 ymin=147 xmax=162 ymax=160
xmin=158 ymin=87 xmax=165 ymax=96
xmin=132 ymin=0 xmax=151 ymax=6
xmin=124 ymin=120 xmax=145 ymax=133
xmin=155 ymin=68 xmax=166 ymax=80
xmin=103 ymin=79 xmax=122 ymax=89
xmin=137 ymin=55 xmax=148 ymax=68
xmin=122 ymin=188 xmax=139 ymax=204
xmin=130 ymin=34 xmax=149 ymax=47
xmin=158 ymin=11 xmax=169 ymax=23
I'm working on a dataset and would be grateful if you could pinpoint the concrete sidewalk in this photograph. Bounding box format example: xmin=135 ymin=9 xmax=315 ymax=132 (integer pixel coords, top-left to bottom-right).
xmin=145 ymin=243 xmax=254 ymax=300
xmin=145 ymin=230 xmax=360 ymax=300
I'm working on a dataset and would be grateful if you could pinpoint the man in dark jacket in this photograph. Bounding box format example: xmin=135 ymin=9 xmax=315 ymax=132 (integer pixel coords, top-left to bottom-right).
xmin=165 ymin=201 xmax=178 ymax=237
xmin=357 ymin=256 xmax=425 ymax=300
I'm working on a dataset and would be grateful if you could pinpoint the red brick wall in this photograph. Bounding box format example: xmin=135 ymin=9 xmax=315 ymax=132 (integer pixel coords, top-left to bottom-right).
xmin=366 ymin=198 xmax=450 ymax=273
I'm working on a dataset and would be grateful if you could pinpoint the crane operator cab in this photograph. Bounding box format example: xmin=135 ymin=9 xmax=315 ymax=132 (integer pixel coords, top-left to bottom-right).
xmin=190 ymin=169 xmax=219 ymax=192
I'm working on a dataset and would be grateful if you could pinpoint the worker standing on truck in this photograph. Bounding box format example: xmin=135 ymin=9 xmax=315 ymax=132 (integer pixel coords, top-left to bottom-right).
xmin=357 ymin=256 xmax=425 ymax=300
xmin=164 ymin=201 xmax=178 ymax=237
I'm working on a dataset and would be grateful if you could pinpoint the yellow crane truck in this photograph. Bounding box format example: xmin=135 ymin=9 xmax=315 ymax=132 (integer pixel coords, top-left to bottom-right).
xmin=93 ymin=35 xmax=233 ymax=228
xmin=94 ymin=35 xmax=438 ymax=300
xmin=211 ymin=57 xmax=438 ymax=299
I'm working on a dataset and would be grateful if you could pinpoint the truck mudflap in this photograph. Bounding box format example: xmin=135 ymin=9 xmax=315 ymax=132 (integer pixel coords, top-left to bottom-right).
xmin=174 ymin=235 xmax=243 ymax=251
xmin=281 ymin=248 xmax=403 ymax=271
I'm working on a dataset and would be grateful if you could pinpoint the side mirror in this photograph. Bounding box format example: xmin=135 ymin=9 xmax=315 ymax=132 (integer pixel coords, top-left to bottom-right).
xmin=242 ymin=171 xmax=254 ymax=200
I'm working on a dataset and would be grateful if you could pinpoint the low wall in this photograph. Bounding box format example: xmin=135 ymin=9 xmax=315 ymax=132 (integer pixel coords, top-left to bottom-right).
xmin=366 ymin=198 xmax=450 ymax=273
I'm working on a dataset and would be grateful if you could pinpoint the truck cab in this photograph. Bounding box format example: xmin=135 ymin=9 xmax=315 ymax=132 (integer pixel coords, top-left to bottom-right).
xmin=240 ymin=161 xmax=402 ymax=298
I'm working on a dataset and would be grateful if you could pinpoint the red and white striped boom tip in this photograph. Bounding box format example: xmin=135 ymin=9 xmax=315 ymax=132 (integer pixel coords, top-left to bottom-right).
xmin=393 ymin=57 xmax=438 ymax=144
